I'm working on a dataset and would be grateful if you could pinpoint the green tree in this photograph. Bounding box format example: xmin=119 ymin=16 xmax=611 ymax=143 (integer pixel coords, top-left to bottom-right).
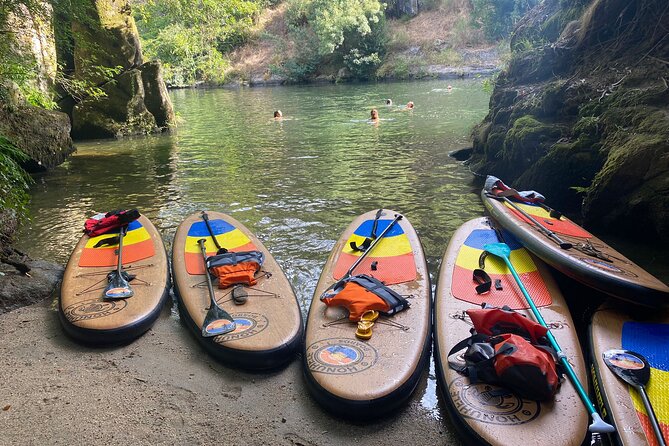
xmin=132 ymin=0 xmax=264 ymax=86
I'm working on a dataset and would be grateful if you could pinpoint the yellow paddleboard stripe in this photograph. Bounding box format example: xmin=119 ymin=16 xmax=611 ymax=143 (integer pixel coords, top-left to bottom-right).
xmin=504 ymin=201 xmax=551 ymax=219
xmin=85 ymin=227 xmax=151 ymax=248
xmin=185 ymin=230 xmax=251 ymax=253
xmin=455 ymin=245 xmax=538 ymax=274
xmin=342 ymin=233 xmax=412 ymax=257
xmin=630 ymin=367 xmax=669 ymax=423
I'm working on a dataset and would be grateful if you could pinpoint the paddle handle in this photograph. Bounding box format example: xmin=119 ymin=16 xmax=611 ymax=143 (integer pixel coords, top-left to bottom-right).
xmin=639 ymin=385 xmax=667 ymax=446
xmin=345 ymin=213 xmax=403 ymax=278
xmin=502 ymin=256 xmax=613 ymax=432
xmin=500 ymin=196 xmax=572 ymax=249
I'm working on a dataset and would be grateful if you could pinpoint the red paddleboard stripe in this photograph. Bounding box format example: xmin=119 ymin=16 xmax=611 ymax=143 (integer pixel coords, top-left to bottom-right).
xmin=79 ymin=239 xmax=155 ymax=267
xmin=332 ymin=252 xmax=417 ymax=285
xmin=451 ymin=264 xmax=552 ymax=309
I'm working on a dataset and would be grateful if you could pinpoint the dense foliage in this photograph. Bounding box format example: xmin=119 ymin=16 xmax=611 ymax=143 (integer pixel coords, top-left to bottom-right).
xmin=0 ymin=136 xmax=32 ymax=225
xmin=132 ymin=0 xmax=267 ymax=86
xmin=278 ymin=0 xmax=386 ymax=80
xmin=470 ymin=0 xmax=540 ymax=40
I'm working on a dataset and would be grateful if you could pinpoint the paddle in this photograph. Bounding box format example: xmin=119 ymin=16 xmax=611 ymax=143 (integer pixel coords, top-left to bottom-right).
xmin=198 ymin=238 xmax=236 ymax=337
xmin=603 ymin=349 xmax=666 ymax=446
xmin=483 ymin=242 xmax=615 ymax=434
xmin=489 ymin=193 xmax=573 ymax=250
xmin=343 ymin=212 xmax=403 ymax=279
xmin=201 ymin=210 xmax=228 ymax=255
xmin=103 ymin=225 xmax=134 ymax=300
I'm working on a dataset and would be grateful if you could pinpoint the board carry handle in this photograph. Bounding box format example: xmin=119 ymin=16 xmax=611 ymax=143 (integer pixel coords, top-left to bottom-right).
xmin=483 ymin=242 xmax=615 ymax=434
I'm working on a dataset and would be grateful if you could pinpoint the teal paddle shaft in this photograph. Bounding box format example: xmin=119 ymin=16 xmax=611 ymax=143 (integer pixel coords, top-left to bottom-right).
xmin=484 ymin=242 xmax=615 ymax=434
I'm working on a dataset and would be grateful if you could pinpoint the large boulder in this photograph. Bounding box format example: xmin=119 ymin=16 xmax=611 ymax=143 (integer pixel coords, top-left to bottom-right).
xmin=139 ymin=61 xmax=175 ymax=128
xmin=71 ymin=69 xmax=157 ymax=139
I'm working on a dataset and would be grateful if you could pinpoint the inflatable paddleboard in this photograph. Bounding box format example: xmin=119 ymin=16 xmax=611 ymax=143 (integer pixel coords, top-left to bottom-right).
xmin=434 ymin=217 xmax=588 ymax=445
xmin=590 ymin=303 xmax=669 ymax=445
xmin=482 ymin=190 xmax=669 ymax=307
xmin=59 ymin=215 xmax=169 ymax=344
xmin=303 ymin=209 xmax=431 ymax=418
xmin=172 ymin=211 xmax=303 ymax=370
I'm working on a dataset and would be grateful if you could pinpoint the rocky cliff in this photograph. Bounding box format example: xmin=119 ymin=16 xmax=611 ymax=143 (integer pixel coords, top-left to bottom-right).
xmin=61 ymin=0 xmax=175 ymax=139
xmin=469 ymin=0 xmax=669 ymax=242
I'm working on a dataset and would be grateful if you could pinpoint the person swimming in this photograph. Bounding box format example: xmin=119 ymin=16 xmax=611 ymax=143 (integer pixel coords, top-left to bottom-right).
xmin=406 ymin=101 xmax=414 ymax=110
xmin=386 ymin=99 xmax=392 ymax=106
xmin=370 ymin=108 xmax=379 ymax=121
xmin=274 ymin=110 xmax=283 ymax=119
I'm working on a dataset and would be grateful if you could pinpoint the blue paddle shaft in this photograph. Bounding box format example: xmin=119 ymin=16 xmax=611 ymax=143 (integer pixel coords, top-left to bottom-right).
xmin=499 ymin=255 xmax=597 ymax=415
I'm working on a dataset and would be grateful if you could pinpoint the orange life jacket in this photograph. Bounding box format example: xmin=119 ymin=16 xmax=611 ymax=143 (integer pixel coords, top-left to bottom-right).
xmin=206 ymin=251 xmax=265 ymax=289
xmin=321 ymin=274 xmax=409 ymax=321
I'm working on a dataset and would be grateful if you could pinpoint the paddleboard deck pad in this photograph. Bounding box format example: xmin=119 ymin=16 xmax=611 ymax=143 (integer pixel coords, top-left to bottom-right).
xmin=434 ymin=218 xmax=588 ymax=446
xmin=482 ymin=190 xmax=669 ymax=308
xmin=172 ymin=211 xmax=303 ymax=371
xmin=59 ymin=215 xmax=169 ymax=345
xmin=590 ymin=304 xmax=669 ymax=445
xmin=303 ymin=209 xmax=431 ymax=418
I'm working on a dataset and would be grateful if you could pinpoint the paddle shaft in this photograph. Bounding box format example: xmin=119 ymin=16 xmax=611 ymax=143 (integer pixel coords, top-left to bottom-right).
xmin=201 ymin=211 xmax=225 ymax=253
xmin=116 ymin=225 xmax=126 ymax=274
xmin=345 ymin=213 xmax=403 ymax=278
xmin=637 ymin=384 xmax=667 ymax=446
xmin=499 ymin=195 xmax=572 ymax=249
xmin=198 ymin=239 xmax=225 ymax=313
xmin=500 ymin=255 xmax=600 ymax=419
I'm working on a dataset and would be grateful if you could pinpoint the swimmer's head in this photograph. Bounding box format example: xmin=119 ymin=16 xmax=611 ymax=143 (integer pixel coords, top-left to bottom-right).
xmin=274 ymin=110 xmax=283 ymax=118
xmin=406 ymin=101 xmax=414 ymax=109
xmin=386 ymin=99 xmax=392 ymax=105
xmin=370 ymin=108 xmax=379 ymax=120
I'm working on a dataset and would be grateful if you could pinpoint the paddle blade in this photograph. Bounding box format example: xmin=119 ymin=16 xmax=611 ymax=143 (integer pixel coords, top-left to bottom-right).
xmin=603 ymin=349 xmax=650 ymax=388
xmin=483 ymin=242 xmax=511 ymax=259
xmin=201 ymin=308 xmax=236 ymax=337
xmin=104 ymin=271 xmax=134 ymax=300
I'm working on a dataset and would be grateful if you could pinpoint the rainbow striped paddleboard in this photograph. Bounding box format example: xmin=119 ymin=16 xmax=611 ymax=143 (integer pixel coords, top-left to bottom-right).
xmin=171 ymin=211 xmax=303 ymax=370
xmin=303 ymin=209 xmax=431 ymax=418
xmin=434 ymin=218 xmax=588 ymax=445
xmin=482 ymin=190 xmax=669 ymax=308
xmin=590 ymin=303 xmax=669 ymax=445
xmin=59 ymin=215 xmax=169 ymax=344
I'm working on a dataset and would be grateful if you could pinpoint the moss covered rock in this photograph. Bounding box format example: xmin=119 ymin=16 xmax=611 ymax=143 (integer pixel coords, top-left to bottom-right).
xmin=139 ymin=61 xmax=174 ymax=129
xmin=72 ymin=69 xmax=157 ymax=139
xmin=470 ymin=0 xmax=669 ymax=242
xmin=0 ymin=104 xmax=74 ymax=171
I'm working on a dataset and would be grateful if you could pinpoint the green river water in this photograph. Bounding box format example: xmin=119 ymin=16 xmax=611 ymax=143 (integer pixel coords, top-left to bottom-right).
xmin=15 ymin=78 xmax=668 ymax=421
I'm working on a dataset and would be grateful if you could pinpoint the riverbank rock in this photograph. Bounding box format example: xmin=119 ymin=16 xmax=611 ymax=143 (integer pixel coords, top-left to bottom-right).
xmin=0 ymin=248 xmax=63 ymax=314
xmin=469 ymin=0 xmax=669 ymax=242
xmin=0 ymin=103 xmax=75 ymax=171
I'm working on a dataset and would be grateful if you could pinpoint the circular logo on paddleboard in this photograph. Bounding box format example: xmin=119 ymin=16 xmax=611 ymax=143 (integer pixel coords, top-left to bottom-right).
xmin=215 ymin=312 xmax=268 ymax=342
xmin=448 ymin=376 xmax=540 ymax=425
xmin=306 ymin=338 xmax=378 ymax=375
xmin=63 ymin=298 xmax=127 ymax=322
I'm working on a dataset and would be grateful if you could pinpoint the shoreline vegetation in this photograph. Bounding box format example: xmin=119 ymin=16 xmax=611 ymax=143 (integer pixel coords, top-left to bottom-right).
xmin=131 ymin=0 xmax=514 ymax=88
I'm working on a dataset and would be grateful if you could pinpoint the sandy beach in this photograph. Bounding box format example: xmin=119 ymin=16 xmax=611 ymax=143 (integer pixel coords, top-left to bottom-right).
xmin=0 ymin=298 xmax=459 ymax=445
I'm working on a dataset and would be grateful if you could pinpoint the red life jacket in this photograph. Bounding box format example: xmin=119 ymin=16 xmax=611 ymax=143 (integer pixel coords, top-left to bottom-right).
xmin=448 ymin=306 xmax=561 ymax=401
xmin=84 ymin=209 xmax=141 ymax=237
xmin=206 ymin=251 xmax=265 ymax=289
